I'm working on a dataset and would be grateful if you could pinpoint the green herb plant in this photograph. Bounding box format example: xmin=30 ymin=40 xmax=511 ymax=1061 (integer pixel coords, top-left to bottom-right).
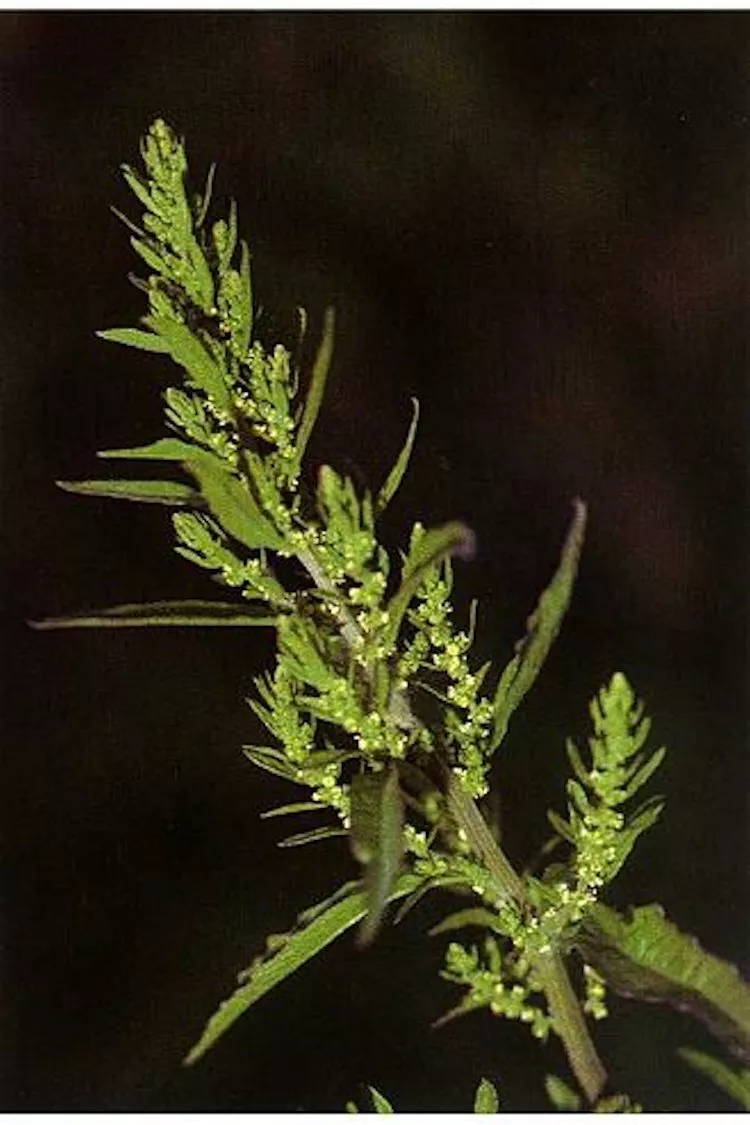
xmin=34 ymin=120 xmax=750 ymax=1113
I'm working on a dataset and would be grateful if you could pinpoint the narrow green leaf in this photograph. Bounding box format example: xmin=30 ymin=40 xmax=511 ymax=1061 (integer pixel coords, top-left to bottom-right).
xmin=277 ymin=825 xmax=347 ymax=848
xmin=98 ymin=437 xmax=198 ymax=461
xmin=29 ymin=599 xmax=277 ymax=630
xmin=383 ymin=521 xmax=475 ymax=651
xmin=490 ymin=498 xmax=586 ymax=752
xmin=294 ymin=306 xmax=335 ymax=470
xmin=678 ymin=1047 xmax=750 ymax=1110
xmin=183 ymin=873 xmax=421 ymax=1065
xmin=474 ymin=1077 xmax=500 ymax=1114
xmin=131 ymin=235 xmax=169 ymax=276
xmin=110 ymin=205 xmax=145 ymax=239
xmin=577 ymin=902 xmax=750 ymax=1065
xmin=184 ymin=450 xmax=284 ymax=550
xmin=428 ymin=907 xmax=502 ymax=938
xmin=97 ymin=327 xmax=172 ymax=353
xmin=622 ymin=746 xmax=667 ymax=802
xmin=369 ymin=1087 xmax=394 ymax=1114
xmin=195 ymin=161 xmax=217 ymax=227
xmin=121 ymin=164 xmax=155 ymax=211
xmin=376 ymin=397 xmax=420 ymax=514
xmin=235 ymin=238 xmax=253 ymax=355
xmin=350 ymin=764 xmax=404 ymax=947
xmin=242 ymin=746 xmax=300 ymax=782
xmin=260 ymin=801 xmax=322 ymax=819
xmin=392 ymin=873 xmax=470 ymax=926
xmin=544 ymin=1073 xmax=581 ymax=1112
xmin=56 ymin=478 xmax=199 ymax=506
xmin=546 ymin=808 xmax=576 ymax=846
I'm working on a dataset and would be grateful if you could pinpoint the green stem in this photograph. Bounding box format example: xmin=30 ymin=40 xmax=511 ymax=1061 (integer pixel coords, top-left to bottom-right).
xmin=444 ymin=769 xmax=607 ymax=1105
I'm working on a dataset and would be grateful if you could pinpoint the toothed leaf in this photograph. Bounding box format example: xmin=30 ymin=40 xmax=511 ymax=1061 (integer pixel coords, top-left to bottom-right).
xmin=578 ymin=902 xmax=750 ymax=1065
xmin=183 ymin=874 xmax=421 ymax=1065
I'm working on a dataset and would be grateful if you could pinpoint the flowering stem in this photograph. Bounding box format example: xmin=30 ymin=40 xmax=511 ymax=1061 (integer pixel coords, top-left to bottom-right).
xmin=298 ymin=526 xmax=608 ymax=1104
xmin=445 ymin=768 xmax=607 ymax=1105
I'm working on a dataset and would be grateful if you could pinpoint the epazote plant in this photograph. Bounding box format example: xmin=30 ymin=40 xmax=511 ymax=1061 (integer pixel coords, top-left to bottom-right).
xmin=34 ymin=120 xmax=750 ymax=1113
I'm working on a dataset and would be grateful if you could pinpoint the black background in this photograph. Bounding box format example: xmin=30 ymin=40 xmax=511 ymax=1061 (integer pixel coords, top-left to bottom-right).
xmin=2 ymin=11 xmax=748 ymax=1112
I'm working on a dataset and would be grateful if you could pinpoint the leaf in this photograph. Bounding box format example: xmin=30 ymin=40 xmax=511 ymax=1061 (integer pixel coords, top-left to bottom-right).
xmin=184 ymin=450 xmax=284 ymax=550
xmin=260 ymin=801 xmax=322 ymax=819
xmin=145 ymin=315 xmax=232 ymax=411
xmin=392 ymin=873 xmax=471 ymax=926
xmin=350 ymin=764 xmax=405 ymax=947
xmin=546 ymin=808 xmax=576 ymax=846
xmin=195 ymin=160 xmax=217 ymax=227
xmin=490 ymin=498 xmax=586 ymax=752
xmin=56 ymin=478 xmax=200 ymax=506
xmin=234 ymin=238 xmax=253 ymax=355
xmin=368 ymin=1086 xmax=394 ymax=1114
xmin=376 ymin=397 xmax=420 ymax=514
xmin=474 ymin=1077 xmax=500 ymax=1114
xmin=97 ymin=327 xmax=172 ymax=353
xmin=29 ymin=599 xmax=277 ymax=630
xmin=544 ymin=1073 xmax=581 ymax=1112
xmin=277 ymin=825 xmax=348 ymax=848
xmin=294 ymin=306 xmax=335 ymax=471
xmin=678 ymin=1047 xmax=750 ymax=1110
xmin=428 ymin=907 xmax=502 ymax=938
xmin=183 ymin=872 xmax=421 ymax=1065
xmin=577 ymin=902 xmax=750 ymax=1065
xmin=98 ymin=437 xmax=199 ymax=461
xmin=383 ymin=521 xmax=475 ymax=651
xmin=242 ymin=746 xmax=300 ymax=782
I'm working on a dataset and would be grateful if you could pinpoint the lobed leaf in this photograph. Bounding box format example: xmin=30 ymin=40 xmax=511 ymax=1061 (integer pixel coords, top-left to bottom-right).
xmin=577 ymin=902 xmax=750 ymax=1065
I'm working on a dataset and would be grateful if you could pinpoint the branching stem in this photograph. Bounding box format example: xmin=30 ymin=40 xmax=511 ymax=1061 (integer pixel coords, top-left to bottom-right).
xmin=299 ymin=540 xmax=607 ymax=1104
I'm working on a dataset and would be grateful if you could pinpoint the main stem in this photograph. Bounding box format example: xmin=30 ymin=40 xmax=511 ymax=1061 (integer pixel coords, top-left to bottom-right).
xmin=297 ymin=543 xmax=607 ymax=1105
xmin=445 ymin=770 xmax=607 ymax=1105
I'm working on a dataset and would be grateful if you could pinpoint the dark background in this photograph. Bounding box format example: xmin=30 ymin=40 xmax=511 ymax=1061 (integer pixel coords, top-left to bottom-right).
xmin=2 ymin=11 xmax=748 ymax=1112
